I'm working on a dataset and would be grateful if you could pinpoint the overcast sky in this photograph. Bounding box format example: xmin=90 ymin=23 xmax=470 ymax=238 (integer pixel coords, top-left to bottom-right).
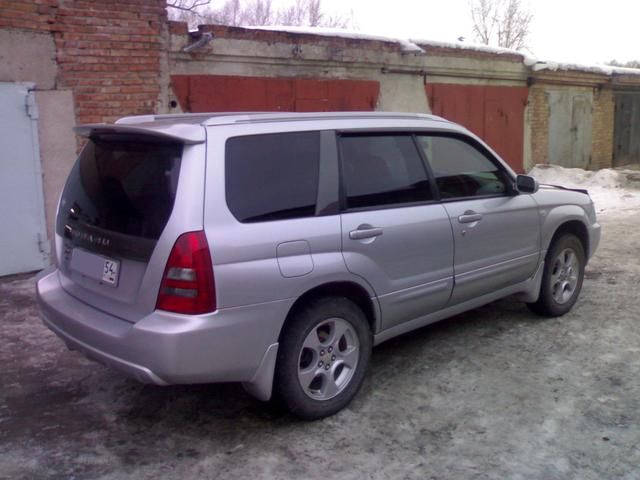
xmin=307 ymin=0 xmax=639 ymax=65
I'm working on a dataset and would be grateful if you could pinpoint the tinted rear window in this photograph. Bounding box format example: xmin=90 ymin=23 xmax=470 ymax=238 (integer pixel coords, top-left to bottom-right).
xmin=56 ymin=135 xmax=182 ymax=260
xmin=225 ymin=131 xmax=320 ymax=223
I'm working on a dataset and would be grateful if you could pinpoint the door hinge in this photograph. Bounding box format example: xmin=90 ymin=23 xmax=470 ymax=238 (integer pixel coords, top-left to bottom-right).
xmin=25 ymin=92 xmax=39 ymax=119
xmin=38 ymin=233 xmax=51 ymax=255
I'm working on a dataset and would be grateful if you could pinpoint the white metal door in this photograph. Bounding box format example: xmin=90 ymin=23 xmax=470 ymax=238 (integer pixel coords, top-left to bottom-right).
xmin=0 ymin=83 xmax=49 ymax=276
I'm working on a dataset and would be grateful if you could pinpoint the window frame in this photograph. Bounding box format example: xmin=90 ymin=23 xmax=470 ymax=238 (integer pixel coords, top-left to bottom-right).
xmin=415 ymin=132 xmax=517 ymax=202
xmin=336 ymin=131 xmax=439 ymax=213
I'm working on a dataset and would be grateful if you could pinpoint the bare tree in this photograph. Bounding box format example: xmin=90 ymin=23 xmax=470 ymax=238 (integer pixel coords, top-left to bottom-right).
xmin=470 ymin=0 xmax=532 ymax=50
xmin=167 ymin=0 xmax=212 ymax=12
xmin=167 ymin=0 xmax=352 ymax=29
xmin=608 ymin=59 xmax=640 ymax=69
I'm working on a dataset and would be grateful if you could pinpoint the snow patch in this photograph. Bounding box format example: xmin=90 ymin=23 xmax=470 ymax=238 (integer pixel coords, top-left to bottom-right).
xmin=529 ymin=164 xmax=640 ymax=217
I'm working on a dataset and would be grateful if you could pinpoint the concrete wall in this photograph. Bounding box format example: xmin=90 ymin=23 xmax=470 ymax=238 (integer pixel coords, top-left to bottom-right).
xmin=35 ymin=90 xmax=77 ymax=246
xmin=164 ymin=25 xmax=443 ymax=115
xmin=0 ymin=29 xmax=57 ymax=90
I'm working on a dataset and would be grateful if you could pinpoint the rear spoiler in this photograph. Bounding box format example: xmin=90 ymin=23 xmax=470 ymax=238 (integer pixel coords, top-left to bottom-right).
xmin=74 ymin=123 xmax=206 ymax=144
xmin=540 ymin=184 xmax=589 ymax=196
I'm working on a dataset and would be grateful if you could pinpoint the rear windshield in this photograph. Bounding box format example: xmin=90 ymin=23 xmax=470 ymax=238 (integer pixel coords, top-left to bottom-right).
xmin=56 ymin=135 xmax=182 ymax=260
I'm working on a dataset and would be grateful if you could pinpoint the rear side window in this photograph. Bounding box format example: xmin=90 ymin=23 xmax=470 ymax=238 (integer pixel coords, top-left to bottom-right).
xmin=339 ymin=134 xmax=432 ymax=210
xmin=56 ymin=135 xmax=182 ymax=260
xmin=226 ymin=131 xmax=320 ymax=223
xmin=417 ymin=135 xmax=510 ymax=199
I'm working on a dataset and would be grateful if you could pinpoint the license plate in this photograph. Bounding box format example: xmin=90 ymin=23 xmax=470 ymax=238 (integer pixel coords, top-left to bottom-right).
xmin=102 ymin=258 xmax=120 ymax=286
xmin=69 ymin=248 xmax=120 ymax=287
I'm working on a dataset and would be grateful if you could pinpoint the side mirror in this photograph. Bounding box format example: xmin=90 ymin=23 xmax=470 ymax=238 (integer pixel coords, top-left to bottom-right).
xmin=516 ymin=174 xmax=539 ymax=194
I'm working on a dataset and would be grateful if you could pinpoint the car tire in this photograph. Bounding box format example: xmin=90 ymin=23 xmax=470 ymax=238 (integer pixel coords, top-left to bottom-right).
xmin=527 ymin=233 xmax=586 ymax=317
xmin=273 ymin=297 xmax=372 ymax=420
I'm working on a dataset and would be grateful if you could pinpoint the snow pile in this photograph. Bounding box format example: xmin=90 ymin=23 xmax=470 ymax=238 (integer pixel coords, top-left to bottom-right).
xmin=529 ymin=164 xmax=640 ymax=216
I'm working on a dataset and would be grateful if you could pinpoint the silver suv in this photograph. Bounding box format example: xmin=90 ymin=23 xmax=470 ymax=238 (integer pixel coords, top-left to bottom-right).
xmin=36 ymin=112 xmax=601 ymax=419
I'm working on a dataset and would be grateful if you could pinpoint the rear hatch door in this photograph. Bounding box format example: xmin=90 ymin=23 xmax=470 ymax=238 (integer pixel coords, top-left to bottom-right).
xmin=55 ymin=131 xmax=206 ymax=322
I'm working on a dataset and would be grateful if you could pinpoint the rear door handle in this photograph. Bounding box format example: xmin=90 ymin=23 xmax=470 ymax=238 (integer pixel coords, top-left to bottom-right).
xmin=349 ymin=227 xmax=383 ymax=240
xmin=458 ymin=212 xmax=483 ymax=224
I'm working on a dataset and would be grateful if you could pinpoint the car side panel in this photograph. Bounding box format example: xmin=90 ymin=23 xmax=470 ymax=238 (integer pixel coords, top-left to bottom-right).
xmin=441 ymin=194 xmax=541 ymax=305
xmin=203 ymin=125 xmax=376 ymax=313
xmin=341 ymin=204 xmax=454 ymax=331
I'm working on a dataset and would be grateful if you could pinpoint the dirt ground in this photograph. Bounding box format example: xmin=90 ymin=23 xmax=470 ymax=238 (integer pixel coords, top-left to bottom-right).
xmin=1 ymin=212 xmax=639 ymax=480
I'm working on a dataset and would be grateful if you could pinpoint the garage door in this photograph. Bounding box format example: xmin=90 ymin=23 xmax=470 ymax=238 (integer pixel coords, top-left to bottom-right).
xmin=425 ymin=83 xmax=528 ymax=172
xmin=548 ymin=90 xmax=593 ymax=169
xmin=0 ymin=83 xmax=49 ymax=276
xmin=614 ymin=92 xmax=640 ymax=167
xmin=171 ymin=75 xmax=380 ymax=113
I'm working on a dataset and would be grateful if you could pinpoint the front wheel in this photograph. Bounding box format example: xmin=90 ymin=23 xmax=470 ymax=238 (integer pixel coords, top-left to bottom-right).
xmin=528 ymin=233 xmax=586 ymax=317
xmin=274 ymin=297 xmax=372 ymax=420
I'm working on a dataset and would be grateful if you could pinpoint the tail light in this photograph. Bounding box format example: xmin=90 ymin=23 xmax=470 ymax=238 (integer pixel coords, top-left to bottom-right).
xmin=156 ymin=231 xmax=216 ymax=314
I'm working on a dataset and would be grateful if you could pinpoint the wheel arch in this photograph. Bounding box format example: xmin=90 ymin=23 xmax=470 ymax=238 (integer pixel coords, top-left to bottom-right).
xmin=279 ymin=281 xmax=379 ymax=342
xmin=547 ymin=219 xmax=589 ymax=262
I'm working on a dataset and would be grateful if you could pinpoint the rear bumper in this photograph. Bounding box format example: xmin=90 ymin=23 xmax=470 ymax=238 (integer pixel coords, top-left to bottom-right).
xmin=36 ymin=268 xmax=290 ymax=394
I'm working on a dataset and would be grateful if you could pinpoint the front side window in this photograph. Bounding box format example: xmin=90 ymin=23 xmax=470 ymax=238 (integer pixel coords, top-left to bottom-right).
xmin=339 ymin=134 xmax=432 ymax=210
xmin=226 ymin=131 xmax=320 ymax=223
xmin=417 ymin=136 xmax=510 ymax=200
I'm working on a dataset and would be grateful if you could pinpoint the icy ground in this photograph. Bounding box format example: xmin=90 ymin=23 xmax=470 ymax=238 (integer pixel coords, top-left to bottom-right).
xmin=529 ymin=164 xmax=640 ymax=217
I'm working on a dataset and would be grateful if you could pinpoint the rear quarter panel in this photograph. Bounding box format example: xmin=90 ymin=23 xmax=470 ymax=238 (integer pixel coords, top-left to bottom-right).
xmin=203 ymin=123 xmax=377 ymax=313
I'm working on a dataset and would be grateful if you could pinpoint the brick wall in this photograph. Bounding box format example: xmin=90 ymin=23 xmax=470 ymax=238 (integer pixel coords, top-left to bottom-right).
xmin=591 ymin=88 xmax=615 ymax=170
xmin=0 ymin=0 xmax=166 ymax=124
xmin=527 ymin=85 xmax=550 ymax=166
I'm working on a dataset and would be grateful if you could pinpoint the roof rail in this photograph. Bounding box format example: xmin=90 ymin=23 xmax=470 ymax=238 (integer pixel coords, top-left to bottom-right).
xmin=113 ymin=111 xmax=446 ymax=127
xmin=201 ymin=111 xmax=443 ymax=126
xmin=115 ymin=112 xmax=273 ymax=125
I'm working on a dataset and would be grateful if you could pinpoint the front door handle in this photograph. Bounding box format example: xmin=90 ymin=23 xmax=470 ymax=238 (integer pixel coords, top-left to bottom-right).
xmin=349 ymin=226 xmax=383 ymax=240
xmin=458 ymin=211 xmax=483 ymax=224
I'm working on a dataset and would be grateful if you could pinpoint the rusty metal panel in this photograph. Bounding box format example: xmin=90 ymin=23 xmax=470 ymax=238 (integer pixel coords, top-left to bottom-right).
xmin=426 ymin=83 xmax=528 ymax=172
xmin=170 ymin=75 xmax=379 ymax=113
xmin=614 ymin=93 xmax=640 ymax=167
xmin=548 ymin=90 xmax=593 ymax=169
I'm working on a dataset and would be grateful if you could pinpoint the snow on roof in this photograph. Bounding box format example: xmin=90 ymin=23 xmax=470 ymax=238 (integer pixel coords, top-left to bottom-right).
xmin=239 ymin=25 xmax=640 ymax=78
xmin=242 ymin=26 xmax=425 ymax=54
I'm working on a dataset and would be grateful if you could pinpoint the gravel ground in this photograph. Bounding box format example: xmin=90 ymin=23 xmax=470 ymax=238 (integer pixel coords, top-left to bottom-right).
xmin=1 ymin=212 xmax=639 ymax=480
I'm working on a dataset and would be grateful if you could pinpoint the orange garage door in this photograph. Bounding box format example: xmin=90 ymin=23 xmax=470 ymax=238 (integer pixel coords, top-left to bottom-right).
xmin=426 ymin=83 xmax=528 ymax=172
xmin=171 ymin=75 xmax=380 ymax=113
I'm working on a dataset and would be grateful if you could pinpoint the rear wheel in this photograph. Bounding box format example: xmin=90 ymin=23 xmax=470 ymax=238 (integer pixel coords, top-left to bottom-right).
xmin=274 ymin=297 xmax=372 ymax=420
xmin=528 ymin=233 xmax=585 ymax=317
